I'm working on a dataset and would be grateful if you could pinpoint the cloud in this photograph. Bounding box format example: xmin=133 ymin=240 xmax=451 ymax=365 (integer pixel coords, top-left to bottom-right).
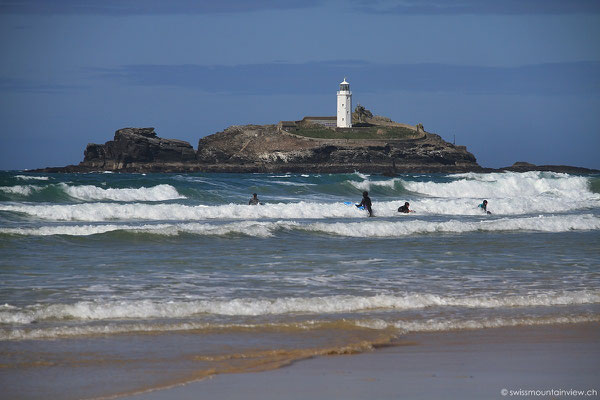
xmin=0 ymin=0 xmax=321 ymax=15
xmin=354 ymin=0 xmax=600 ymax=15
xmin=3 ymin=0 xmax=598 ymax=16
xmin=89 ymin=61 xmax=600 ymax=96
xmin=0 ymin=77 xmax=82 ymax=93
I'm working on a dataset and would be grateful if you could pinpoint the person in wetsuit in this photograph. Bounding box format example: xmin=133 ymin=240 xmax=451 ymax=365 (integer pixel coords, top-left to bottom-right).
xmin=398 ymin=201 xmax=413 ymax=213
xmin=249 ymin=193 xmax=260 ymax=205
xmin=357 ymin=191 xmax=373 ymax=217
xmin=478 ymin=199 xmax=491 ymax=214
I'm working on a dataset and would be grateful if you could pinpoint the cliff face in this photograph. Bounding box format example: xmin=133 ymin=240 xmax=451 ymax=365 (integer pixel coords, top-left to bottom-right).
xmin=81 ymin=128 xmax=196 ymax=171
xmin=39 ymin=124 xmax=483 ymax=173
xmin=196 ymin=124 xmax=480 ymax=173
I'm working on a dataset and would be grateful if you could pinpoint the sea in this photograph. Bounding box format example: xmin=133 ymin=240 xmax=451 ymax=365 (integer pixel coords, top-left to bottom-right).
xmin=1 ymin=170 xmax=599 ymax=399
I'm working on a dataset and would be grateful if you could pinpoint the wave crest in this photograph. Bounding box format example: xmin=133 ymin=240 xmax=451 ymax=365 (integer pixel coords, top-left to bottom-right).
xmin=60 ymin=183 xmax=185 ymax=201
xmin=3 ymin=290 xmax=598 ymax=325
xmin=1 ymin=215 xmax=598 ymax=237
xmin=405 ymin=171 xmax=595 ymax=199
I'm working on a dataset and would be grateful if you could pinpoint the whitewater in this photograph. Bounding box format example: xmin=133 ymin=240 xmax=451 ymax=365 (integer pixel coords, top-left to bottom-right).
xmin=1 ymin=170 xmax=599 ymax=397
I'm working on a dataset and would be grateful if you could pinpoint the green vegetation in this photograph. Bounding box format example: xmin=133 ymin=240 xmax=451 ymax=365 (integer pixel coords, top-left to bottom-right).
xmin=289 ymin=125 xmax=419 ymax=140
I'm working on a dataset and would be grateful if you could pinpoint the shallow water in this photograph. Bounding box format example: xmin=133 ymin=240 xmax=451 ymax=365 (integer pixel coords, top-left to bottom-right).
xmin=1 ymin=171 xmax=599 ymax=398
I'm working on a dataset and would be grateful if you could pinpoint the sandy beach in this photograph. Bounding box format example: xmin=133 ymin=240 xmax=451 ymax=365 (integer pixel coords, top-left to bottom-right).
xmin=120 ymin=323 xmax=599 ymax=400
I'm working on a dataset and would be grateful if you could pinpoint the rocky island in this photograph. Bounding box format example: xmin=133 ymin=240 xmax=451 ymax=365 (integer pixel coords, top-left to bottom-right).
xmin=36 ymin=107 xmax=598 ymax=175
xmin=38 ymin=110 xmax=490 ymax=174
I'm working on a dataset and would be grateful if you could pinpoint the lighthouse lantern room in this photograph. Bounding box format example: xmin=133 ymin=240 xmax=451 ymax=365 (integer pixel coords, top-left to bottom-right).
xmin=337 ymin=78 xmax=352 ymax=128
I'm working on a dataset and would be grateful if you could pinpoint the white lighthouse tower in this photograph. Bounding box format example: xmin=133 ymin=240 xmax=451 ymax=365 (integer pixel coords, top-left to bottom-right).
xmin=337 ymin=78 xmax=352 ymax=128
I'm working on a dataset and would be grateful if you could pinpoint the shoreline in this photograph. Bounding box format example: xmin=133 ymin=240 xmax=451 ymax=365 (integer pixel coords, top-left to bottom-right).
xmin=27 ymin=164 xmax=600 ymax=175
xmin=120 ymin=322 xmax=600 ymax=400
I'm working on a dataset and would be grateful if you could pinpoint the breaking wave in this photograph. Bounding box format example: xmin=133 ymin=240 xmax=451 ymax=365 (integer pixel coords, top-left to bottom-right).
xmin=59 ymin=183 xmax=185 ymax=201
xmin=304 ymin=214 xmax=600 ymax=237
xmin=2 ymin=290 xmax=598 ymax=325
xmin=15 ymin=175 xmax=50 ymax=181
xmin=2 ymin=314 xmax=598 ymax=341
xmin=403 ymin=171 xmax=596 ymax=199
xmin=2 ymin=198 xmax=598 ymax=222
xmin=363 ymin=314 xmax=600 ymax=333
xmin=0 ymin=185 xmax=43 ymax=196
xmin=1 ymin=214 xmax=598 ymax=237
xmin=0 ymin=183 xmax=185 ymax=202
xmin=345 ymin=172 xmax=598 ymax=204
xmin=0 ymin=202 xmax=361 ymax=221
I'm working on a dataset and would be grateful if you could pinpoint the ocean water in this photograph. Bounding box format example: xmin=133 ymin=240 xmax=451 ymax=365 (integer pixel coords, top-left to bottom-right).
xmin=1 ymin=170 xmax=599 ymax=399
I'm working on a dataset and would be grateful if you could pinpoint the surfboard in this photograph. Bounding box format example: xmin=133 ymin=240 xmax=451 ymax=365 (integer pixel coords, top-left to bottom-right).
xmin=344 ymin=201 xmax=364 ymax=210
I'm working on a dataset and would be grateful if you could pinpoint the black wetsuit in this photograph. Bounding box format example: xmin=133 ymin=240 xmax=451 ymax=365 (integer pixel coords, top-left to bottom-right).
xmin=358 ymin=196 xmax=373 ymax=217
xmin=249 ymin=197 xmax=260 ymax=205
xmin=398 ymin=205 xmax=410 ymax=213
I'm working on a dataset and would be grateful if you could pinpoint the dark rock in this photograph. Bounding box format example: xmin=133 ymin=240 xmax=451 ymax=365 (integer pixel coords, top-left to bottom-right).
xmin=194 ymin=124 xmax=482 ymax=173
xmin=501 ymin=162 xmax=599 ymax=174
xmin=511 ymin=161 xmax=536 ymax=167
xmin=36 ymin=123 xmax=486 ymax=173
xmin=80 ymin=127 xmax=196 ymax=170
xmin=37 ymin=122 xmax=596 ymax=175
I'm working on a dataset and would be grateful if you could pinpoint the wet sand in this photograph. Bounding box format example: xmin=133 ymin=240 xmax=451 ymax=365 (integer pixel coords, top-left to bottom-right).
xmin=121 ymin=323 xmax=600 ymax=400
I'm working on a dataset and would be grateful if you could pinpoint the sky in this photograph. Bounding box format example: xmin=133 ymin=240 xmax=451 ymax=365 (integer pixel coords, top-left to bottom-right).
xmin=1 ymin=0 xmax=599 ymax=170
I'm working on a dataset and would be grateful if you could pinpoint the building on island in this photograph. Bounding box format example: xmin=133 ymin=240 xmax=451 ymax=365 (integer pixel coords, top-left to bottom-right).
xmin=301 ymin=116 xmax=337 ymax=127
xmin=277 ymin=77 xmax=353 ymax=131
xmin=337 ymin=78 xmax=352 ymax=128
xmin=278 ymin=120 xmax=300 ymax=131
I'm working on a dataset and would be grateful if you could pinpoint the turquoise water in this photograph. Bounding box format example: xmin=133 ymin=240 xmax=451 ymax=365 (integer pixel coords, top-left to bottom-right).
xmin=1 ymin=171 xmax=599 ymax=398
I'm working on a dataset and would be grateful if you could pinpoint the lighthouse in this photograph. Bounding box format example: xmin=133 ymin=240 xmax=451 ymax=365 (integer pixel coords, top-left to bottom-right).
xmin=337 ymin=78 xmax=352 ymax=128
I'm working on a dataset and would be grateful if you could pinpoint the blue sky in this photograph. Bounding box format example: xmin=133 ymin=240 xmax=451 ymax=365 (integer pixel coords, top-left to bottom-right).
xmin=1 ymin=0 xmax=599 ymax=170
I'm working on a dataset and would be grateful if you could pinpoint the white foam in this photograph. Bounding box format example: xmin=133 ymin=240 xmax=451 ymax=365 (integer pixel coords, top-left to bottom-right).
xmin=393 ymin=197 xmax=599 ymax=216
xmin=0 ymin=224 xmax=162 ymax=237
xmin=15 ymin=175 xmax=50 ymax=181
xmin=0 ymin=185 xmax=42 ymax=196
xmin=2 ymin=290 xmax=598 ymax=325
xmin=2 ymin=194 xmax=595 ymax=219
xmin=4 ymin=314 xmax=598 ymax=341
xmin=343 ymin=171 xmax=599 ymax=215
xmin=348 ymin=178 xmax=400 ymax=191
xmin=345 ymin=171 xmax=595 ymax=197
xmin=59 ymin=183 xmax=185 ymax=201
xmin=1 ymin=214 xmax=598 ymax=237
xmin=272 ymin=180 xmax=315 ymax=186
xmin=0 ymin=201 xmax=365 ymax=221
xmin=304 ymin=214 xmax=600 ymax=237
xmin=359 ymin=314 xmax=600 ymax=333
xmin=404 ymin=171 xmax=595 ymax=199
xmin=0 ymin=221 xmax=284 ymax=237
xmin=0 ymin=321 xmax=215 ymax=340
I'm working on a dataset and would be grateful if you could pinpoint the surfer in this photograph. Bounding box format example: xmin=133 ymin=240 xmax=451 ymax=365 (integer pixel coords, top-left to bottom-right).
xmin=478 ymin=199 xmax=491 ymax=214
xmin=249 ymin=193 xmax=261 ymax=205
xmin=398 ymin=201 xmax=414 ymax=213
xmin=357 ymin=191 xmax=373 ymax=217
